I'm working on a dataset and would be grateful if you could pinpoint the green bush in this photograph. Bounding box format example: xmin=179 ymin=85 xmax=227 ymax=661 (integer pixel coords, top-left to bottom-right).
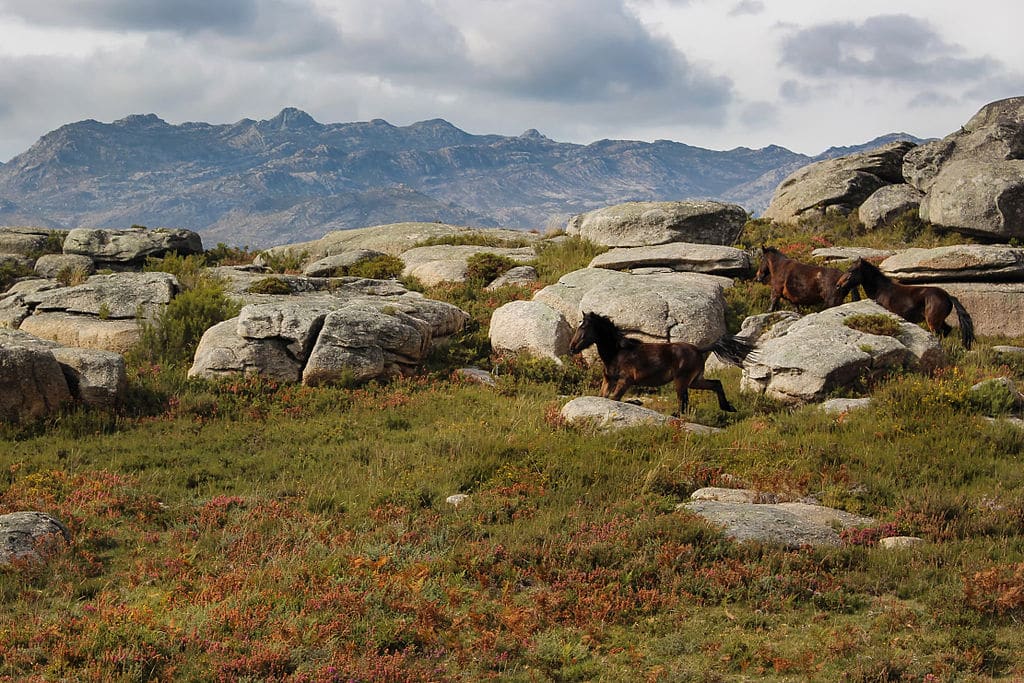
xmin=205 ymin=243 xmax=254 ymax=266
xmin=246 ymin=277 xmax=293 ymax=295
xmin=339 ymin=254 xmax=405 ymax=279
xmin=843 ymin=313 xmax=903 ymax=337
xmin=968 ymin=379 xmax=1021 ymax=416
xmin=143 ymin=252 xmax=209 ymax=290
xmin=130 ymin=282 xmax=241 ymax=366
xmin=0 ymin=261 xmax=35 ymax=292
xmin=465 ymin=252 xmax=518 ymax=285
xmin=412 ymin=233 xmax=534 ymax=248
xmin=532 ymin=235 xmax=606 ymax=283
xmin=55 ymin=264 xmax=91 ymax=287
xmin=259 ymin=249 xmax=308 ymax=274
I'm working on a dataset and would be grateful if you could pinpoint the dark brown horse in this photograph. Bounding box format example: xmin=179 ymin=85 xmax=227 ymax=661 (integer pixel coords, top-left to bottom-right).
xmin=755 ymin=246 xmax=859 ymax=311
xmin=569 ymin=312 xmax=755 ymax=416
xmin=835 ymin=257 xmax=975 ymax=349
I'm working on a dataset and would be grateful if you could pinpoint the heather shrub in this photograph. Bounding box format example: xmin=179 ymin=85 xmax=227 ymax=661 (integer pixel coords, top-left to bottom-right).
xmin=260 ymin=248 xmax=308 ymax=273
xmin=130 ymin=279 xmax=241 ymax=366
xmin=532 ymin=235 xmax=606 ymax=283
xmin=465 ymin=252 xmax=518 ymax=285
xmin=340 ymin=254 xmax=404 ymax=279
xmin=843 ymin=313 xmax=903 ymax=337
xmin=55 ymin=264 xmax=91 ymax=287
xmin=143 ymin=252 xmax=208 ymax=290
xmin=247 ymin=277 xmax=293 ymax=295
xmin=205 ymin=242 xmax=255 ymax=266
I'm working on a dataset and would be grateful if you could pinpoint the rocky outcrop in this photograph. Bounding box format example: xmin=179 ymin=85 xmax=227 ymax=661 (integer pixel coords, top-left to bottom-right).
xmin=903 ymin=97 xmax=1024 ymax=193
xmin=918 ymin=159 xmax=1024 ymax=240
xmin=302 ymin=305 xmax=433 ymax=386
xmin=8 ymin=271 xmax=178 ymax=352
xmin=258 ymin=223 xmax=540 ymax=264
xmin=486 ymin=265 xmax=538 ymax=290
xmin=740 ymin=300 xmax=942 ymax=404
xmin=534 ymin=268 xmax=730 ymax=346
xmin=587 ymin=242 xmax=752 ymax=277
xmin=938 ymin=282 xmax=1024 ymax=338
xmin=189 ymin=280 xmax=469 ymax=386
xmin=489 ymin=300 xmax=573 ymax=361
xmin=810 ymin=246 xmax=897 ymax=265
xmin=879 ymin=245 xmax=1024 ymax=282
xmin=763 ymin=141 xmax=915 ymax=225
xmin=399 ymin=244 xmax=536 ymax=286
xmin=858 ymin=184 xmax=923 ymax=230
xmin=63 ymin=227 xmax=203 ymax=266
xmin=33 ymin=253 xmax=94 ymax=279
xmin=764 ymin=98 xmax=1024 ymax=240
xmin=0 ymin=227 xmax=60 ymax=255
xmin=28 ymin=271 xmax=178 ymax=319
xmin=302 ymin=249 xmax=386 ymax=277
xmin=566 ymin=200 xmax=747 ymax=247
xmin=0 ymin=329 xmax=127 ymax=413
xmin=0 ymin=512 xmax=71 ymax=565
xmin=0 ymin=343 xmax=72 ymax=421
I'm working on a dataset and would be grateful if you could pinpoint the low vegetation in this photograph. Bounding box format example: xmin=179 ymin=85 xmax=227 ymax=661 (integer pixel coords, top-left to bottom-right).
xmin=2 ymin=220 xmax=1024 ymax=680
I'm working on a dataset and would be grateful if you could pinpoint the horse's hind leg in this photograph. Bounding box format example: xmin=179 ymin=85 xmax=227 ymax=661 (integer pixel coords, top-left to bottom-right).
xmin=689 ymin=377 xmax=736 ymax=412
xmin=671 ymin=377 xmax=689 ymax=417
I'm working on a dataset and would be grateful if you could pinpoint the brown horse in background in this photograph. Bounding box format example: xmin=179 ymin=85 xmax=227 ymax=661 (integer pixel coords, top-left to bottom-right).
xmin=569 ymin=312 xmax=755 ymax=416
xmin=835 ymin=258 xmax=975 ymax=349
xmin=755 ymin=246 xmax=859 ymax=311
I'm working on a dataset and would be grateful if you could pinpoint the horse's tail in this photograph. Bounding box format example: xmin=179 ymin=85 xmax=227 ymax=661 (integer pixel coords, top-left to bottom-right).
xmin=949 ymin=294 xmax=974 ymax=349
xmin=705 ymin=334 xmax=757 ymax=367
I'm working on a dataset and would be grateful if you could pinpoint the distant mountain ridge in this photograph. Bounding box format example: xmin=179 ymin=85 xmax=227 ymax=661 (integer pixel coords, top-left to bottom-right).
xmin=0 ymin=108 xmax=926 ymax=247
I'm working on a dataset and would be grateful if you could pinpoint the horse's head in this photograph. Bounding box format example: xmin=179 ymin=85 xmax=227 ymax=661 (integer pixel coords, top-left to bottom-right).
xmin=754 ymin=246 xmax=776 ymax=283
xmin=835 ymin=258 xmax=864 ymax=294
xmin=569 ymin=312 xmax=599 ymax=353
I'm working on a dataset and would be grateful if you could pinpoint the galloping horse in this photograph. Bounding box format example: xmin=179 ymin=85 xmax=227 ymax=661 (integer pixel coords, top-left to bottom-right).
xmin=569 ymin=312 xmax=755 ymax=416
xmin=835 ymin=257 xmax=975 ymax=349
xmin=755 ymin=246 xmax=859 ymax=311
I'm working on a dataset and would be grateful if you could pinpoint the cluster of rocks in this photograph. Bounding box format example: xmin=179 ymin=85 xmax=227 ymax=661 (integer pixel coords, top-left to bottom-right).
xmin=0 ymin=328 xmax=126 ymax=422
xmin=765 ymin=96 xmax=1024 ymax=242
xmin=188 ymin=273 xmax=469 ymax=386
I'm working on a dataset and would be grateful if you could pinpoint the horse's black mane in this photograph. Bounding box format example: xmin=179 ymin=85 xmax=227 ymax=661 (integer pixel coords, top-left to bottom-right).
xmin=586 ymin=312 xmax=639 ymax=349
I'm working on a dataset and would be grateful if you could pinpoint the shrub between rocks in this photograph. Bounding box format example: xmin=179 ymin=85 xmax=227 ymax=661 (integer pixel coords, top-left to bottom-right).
xmin=842 ymin=313 xmax=903 ymax=337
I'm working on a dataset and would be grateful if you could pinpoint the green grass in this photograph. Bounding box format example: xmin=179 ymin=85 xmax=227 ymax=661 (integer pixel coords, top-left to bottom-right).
xmin=3 ymin=222 xmax=1024 ymax=680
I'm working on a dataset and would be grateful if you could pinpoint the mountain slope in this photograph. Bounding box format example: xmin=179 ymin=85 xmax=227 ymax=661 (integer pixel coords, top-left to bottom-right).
xmin=0 ymin=108 xmax=925 ymax=247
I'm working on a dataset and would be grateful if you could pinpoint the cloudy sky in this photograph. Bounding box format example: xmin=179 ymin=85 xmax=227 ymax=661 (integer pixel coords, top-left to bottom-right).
xmin=0 ymin=0 xmax=1021 ymax=162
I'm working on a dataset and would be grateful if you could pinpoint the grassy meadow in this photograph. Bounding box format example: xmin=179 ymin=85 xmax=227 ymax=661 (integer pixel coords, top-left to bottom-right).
xmin=2 ymin=221 xmax=1024 ymax=681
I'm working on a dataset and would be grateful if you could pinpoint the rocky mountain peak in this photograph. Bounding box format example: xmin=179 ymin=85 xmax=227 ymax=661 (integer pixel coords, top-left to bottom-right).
xmin=113 ymin=114 xmax=169 ymax=129
xmin=265 ymin=107 xmax=320 ymax=130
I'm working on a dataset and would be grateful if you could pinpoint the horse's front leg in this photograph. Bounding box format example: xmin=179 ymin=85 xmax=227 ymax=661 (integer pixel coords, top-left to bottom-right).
xmin=768 ymin=289 xmax=782 ymax=312
xmin=607 ymin=379 xmax=632 ymax=402
xmin=599 ymin=373 xmax=613 ymax=398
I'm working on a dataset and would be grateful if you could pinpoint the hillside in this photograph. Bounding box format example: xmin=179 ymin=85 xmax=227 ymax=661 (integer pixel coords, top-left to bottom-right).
xmin=0 ymin=108 xmax=924 ymax=247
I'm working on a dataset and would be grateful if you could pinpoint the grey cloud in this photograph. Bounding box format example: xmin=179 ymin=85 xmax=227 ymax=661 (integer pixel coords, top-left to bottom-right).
xmin=453 ymin=0 xmax=733 ymax=115
xmin=738 ymin=101 xmax=778 ymax=129
xmin=0 ymin=0 xmax=339 ymax=58
xmin=780 ymin=14 xmax=1000 ymax=83
xmin=907 ymin=91 xmax=959 ymax=108
xmin=0 ymin=0 xmax=258 ymax=33
xmin=729 ymin=1 xmax=764 ymax=17
xmin=778 ymin=79 xmax=834 ymax=104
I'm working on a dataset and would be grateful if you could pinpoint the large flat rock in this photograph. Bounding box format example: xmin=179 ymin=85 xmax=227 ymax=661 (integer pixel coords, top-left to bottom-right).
xmin=683 ymin=499 xmax=874 ymax=547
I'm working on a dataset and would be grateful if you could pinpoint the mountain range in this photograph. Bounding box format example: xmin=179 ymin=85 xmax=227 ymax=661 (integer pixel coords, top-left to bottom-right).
xmin=0 ymin=107 xmax=924 ymax=248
